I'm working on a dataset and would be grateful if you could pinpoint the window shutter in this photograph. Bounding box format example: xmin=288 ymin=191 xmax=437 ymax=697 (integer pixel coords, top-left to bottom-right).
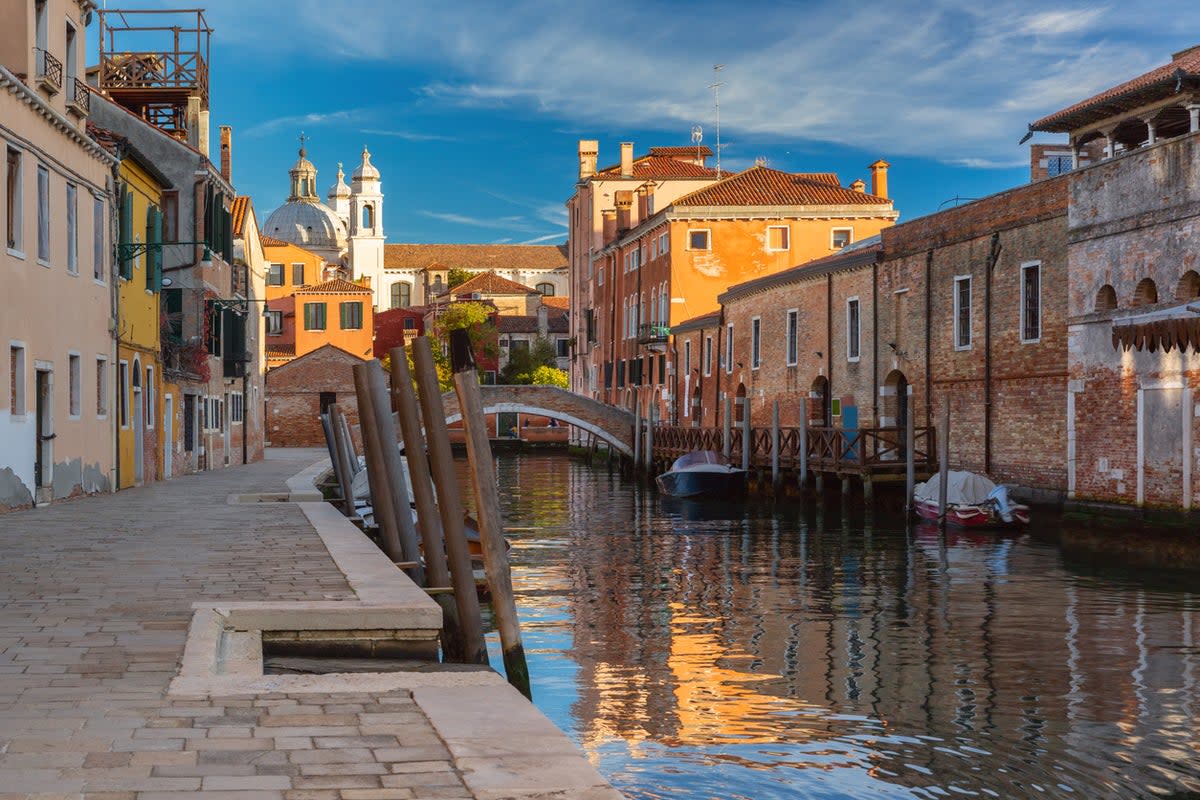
xmin=221 ymin=206 xmax=233 ymax=262
xmin=146 ymin=204 xmax=162 ymax=291
xmin=119 ymin=187 xmax=133 ymax=280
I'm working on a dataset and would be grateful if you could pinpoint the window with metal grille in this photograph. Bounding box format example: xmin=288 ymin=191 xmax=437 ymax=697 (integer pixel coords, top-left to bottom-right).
xmin=954 ymin=276 xmax=972 ymax=349
xmin=786 ymin=309 xmax=798 ymax=366
xmin=847 ymin=298 xmax=861 ymax=361
xmin=1021 ymin=262 xmax=1041 ymax=342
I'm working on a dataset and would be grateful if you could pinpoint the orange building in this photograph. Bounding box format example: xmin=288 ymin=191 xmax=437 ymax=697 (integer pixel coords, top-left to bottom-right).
xmin=585 ymin=163 xmax=898 ymax=420
xmin=265 ymin=277 xmax=374 ymax=369
xmin=261 ymin=235 xmax=340 ymax=304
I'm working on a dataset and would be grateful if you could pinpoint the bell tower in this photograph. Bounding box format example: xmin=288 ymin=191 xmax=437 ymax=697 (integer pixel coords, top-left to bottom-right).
xmin=348 ymin=146 xmax=385 ymax=309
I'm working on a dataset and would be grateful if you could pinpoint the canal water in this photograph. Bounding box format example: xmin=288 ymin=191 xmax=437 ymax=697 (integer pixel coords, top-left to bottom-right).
xmin=471 ymin=452 xmax=1200 ymax=800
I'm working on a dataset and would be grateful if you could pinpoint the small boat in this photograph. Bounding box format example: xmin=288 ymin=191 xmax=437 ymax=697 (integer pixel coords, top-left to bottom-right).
xmin=913 ymin=470 xmax=1030 ymax=528
xmin=656 ymin=450 xmax=748 ymax=499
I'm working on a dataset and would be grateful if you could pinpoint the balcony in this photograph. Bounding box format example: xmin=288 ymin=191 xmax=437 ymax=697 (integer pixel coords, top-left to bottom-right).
xmin=637 ymin=323 xmax=671 ymax=349
xmin=67 ymin=77 xmax=90 ymax=116
xmin=36 ymin=49 xmax=62 ymax=94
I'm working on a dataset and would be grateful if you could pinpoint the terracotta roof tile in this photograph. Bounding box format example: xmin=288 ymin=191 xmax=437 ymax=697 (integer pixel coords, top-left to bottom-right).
xmin=447 ymin=271 xmax=537 ymax=297
xmin=231 ymin=196 xmax=250 ymax=238
xmin=297 ymin=277 xmax=373 ymax=294
xmin=1033 ymin=45 xmax=1200 ymax=132
xmin=497 ymin=314 xmax=569 ymax=334
xmin=266 ymin=344 xmax=295 ymax=358
xmin=596 ymin=155 xmax=723 ymax=179
xmin=86 ymin=121 xmax=124 ymax=155
xmin=384 ymin=243 xmax=567 ymax=271
xmin=648 ymin=145 xmax=713 ymax=157
xmin=540 ymin=296 xmax=569 ymax=310
xmin=260 ymin=234 xmax=292 ymax=247
xmin=672 ymin=165 xmax=891 ymax=207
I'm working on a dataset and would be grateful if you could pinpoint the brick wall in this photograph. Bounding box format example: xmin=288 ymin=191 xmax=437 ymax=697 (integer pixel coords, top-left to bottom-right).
xmin=265 ymin=346 xmax=366 ymax=449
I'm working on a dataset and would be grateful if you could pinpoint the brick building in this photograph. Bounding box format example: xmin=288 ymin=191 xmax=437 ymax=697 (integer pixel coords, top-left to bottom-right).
xmin=372 ymin=307 xmax=425 ymax=359
xmin=265 ymin=344 xmax=366 ymax=448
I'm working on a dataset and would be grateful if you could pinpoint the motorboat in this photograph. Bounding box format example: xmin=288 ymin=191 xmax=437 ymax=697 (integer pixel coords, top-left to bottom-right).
xmin=656 ymin=450 xmax=748 ymax=499
xmin=913 ymin=470 xmax=1030 ymax=528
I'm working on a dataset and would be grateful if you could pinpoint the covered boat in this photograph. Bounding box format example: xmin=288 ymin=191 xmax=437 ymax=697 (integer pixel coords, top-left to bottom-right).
xmin=913 ymin=470 xmax=1030 ymax=528
xmin=656 ymin=450 xmax=748 ymax=499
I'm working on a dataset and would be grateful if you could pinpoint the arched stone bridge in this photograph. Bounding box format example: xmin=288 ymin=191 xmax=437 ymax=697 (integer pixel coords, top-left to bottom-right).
xmin=440 ymin=385 xmax=635 ymax=457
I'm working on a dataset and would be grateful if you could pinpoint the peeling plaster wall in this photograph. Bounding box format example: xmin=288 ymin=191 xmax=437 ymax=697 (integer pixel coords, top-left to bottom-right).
xmin=0 ymin=410 xmax=36 ymax=506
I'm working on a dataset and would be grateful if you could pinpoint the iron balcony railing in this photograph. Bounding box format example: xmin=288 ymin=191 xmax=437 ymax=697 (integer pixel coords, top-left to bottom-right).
xmin=637 ymin=323 xmax=671 ymax=345
xmin=69 ymin=77 xmax=90 ymax=114
xmin=36 ymin=49 xmax=63 ymax=93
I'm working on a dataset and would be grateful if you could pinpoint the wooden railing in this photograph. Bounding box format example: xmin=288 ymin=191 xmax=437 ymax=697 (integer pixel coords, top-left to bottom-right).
xmin=653 ymin=424 xmax=936 ymax=475
xmin=99 ymin=50 xmax=208 ymax=95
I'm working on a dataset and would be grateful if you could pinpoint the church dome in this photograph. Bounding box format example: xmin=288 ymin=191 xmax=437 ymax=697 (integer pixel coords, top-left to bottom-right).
xmin=263 ymin=200 xmax=348 ymax=252
xmin=352 ymin=146 xmax=380 ymax=181
xmin=328 ymin=163 xmax=351 ymax=200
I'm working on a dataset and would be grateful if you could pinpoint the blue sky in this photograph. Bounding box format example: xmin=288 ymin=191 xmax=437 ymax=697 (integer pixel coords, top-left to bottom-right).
xmin=113 ymin=1 xmax=1200 ymax=245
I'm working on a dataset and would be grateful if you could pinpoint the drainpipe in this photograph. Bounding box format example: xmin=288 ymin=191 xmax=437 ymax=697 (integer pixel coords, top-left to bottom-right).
xmin=984 ymin=232 xmax=1002 ymax=475
xmin=715 ymin=305 xmax=725 ymax=430
xmin=109 ymin=166 xmax=121 ymax=493
xmin=871 ymin=258 xmax=879 ymax=426
xmin=924 ymin=250 xmax=933 ymax=430
xmin=241 ymin=261 xmax=249 ymax=466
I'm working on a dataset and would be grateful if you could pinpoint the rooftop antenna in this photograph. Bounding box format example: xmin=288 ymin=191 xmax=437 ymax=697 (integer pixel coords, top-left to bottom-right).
xmin=709 ymin=64 xmax=725 ymax=177
xmin=691 ymin=124 xmax=703 ymax=164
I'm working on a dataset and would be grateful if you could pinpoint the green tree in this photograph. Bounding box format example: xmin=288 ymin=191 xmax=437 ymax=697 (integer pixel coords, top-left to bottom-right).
xmin=528 ymin=365 xmax=568 ymax=388
xmin=446 ymin=268 xmax=474 ymax=290
xmin=500 ymin=336 xmax=560 ymax=385
xmin=429 ymin=301 xmax=498 ymax=391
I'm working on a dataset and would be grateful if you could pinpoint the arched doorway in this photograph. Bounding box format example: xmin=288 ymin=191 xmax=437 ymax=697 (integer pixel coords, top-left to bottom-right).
xmin=132 ymin=358 xmax=144 ymax=484
xmin=691 ymin=382 xmax=702 ymax=427
xmin=809 ymin=376 xmax=828 ymax=427
xmin=735 ymin=382 xmax=747 ymax=423
xmin=883 ymin=370 xmax=909 ymax=460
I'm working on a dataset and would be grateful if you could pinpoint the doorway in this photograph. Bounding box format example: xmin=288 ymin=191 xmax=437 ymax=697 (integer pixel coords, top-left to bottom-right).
xmin=163 ymin=394 xmax=174 ymax=478
xmin=34 ymin=368 xmax=53 ymax=503
xmin=132 ymin=360 xmax=144 ymax=484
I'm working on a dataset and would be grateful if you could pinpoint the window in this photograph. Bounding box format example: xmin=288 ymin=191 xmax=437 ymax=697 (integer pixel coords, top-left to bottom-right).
xmin=92 ymin=196 xmax=104 ymax=281
xmin=1021 ymin=262 xmax=1041 ymax=342
xmin=402 ymin=317 xmax=416 ymax=331
xmin=304 ymin=302 xmax=327 ymax=330
xmin=265 ymin=310 xmax=283 ymax=335
xmin=597 ymin=265 xmax=604 ymax=286
xmin=267 ymin=263 xmax=284 ymax=286
xmin=231 ymin=392 xmax=244 ymax=424
xmin=361 ymin=204 xmax=373 ymax=230
xmin=66 ymin=183 xmax=77 ymax=273
xmin=704 ymin=335 xmax=713 ymax=376
xmin=1046 ymin=155 xmax=1073 ymax=177
xmin=725 ymin=323 xmax=734 ymax=374
xmin=6 ymin=147 xmax=22 ymax=252
xmin=832 ymin=228 xmax=852 ymax=249
xmin=537 ymin=282 xmax=555 ymax=296
xmin=10 ymin=345 xmax=26 ymax=415
xmin=651 ymin=238 xmax=658 ymax=259
xmin=767 ymin=225 xmax=790 ymax=251
xmin=161 ymin=190 xmax=178 ymax=243
xmin=390 ymin=281 xmax=411 ymax=309
xmin=660 ymin=231 xmax=669 ymax=254
xmin=96 ymin=356 xmax=107 ymax=417
xmin=689 ymin=229 xmax=710 ymax=251
xmin=291 ymin=262 xmax=305 ymax=286
xmin=37 ymin=164 xmax=49 ymax=263
xmin=684 ymin=339 xmax=692 ymax=376
xmin=954 ymin=276 xmax=972 ymax=349
xmin=145 ymin=365 xmax=155 ymax=429
xmin=786 ymin=308 xmax=799 ymax=366
xmin=339 ymin=301 xmax=363 ymax=330
xmin=319 ymin=392 xmax=336 ymax=415
xmin=68 ymin=353 xmax=80 ymax=417
xmin=118 ymin=360 xmax=129 ymax=428
xmin=751 ymin=316 xmax=762 ymax=369
xmin=847 ymin=298 xmax=861 ymax=361
xmin=556 ymin=338 xmax=569 ymax=358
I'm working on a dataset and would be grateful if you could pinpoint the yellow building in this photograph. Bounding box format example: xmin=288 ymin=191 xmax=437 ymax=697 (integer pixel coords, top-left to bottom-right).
xmin=109 ymin=139 xmax=168 ymax=488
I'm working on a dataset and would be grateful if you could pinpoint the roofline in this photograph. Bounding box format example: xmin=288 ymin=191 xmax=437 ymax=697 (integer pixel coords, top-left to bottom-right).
xmin=0 ymin=65 xmax=117 ymax=167
xmin=666 ymin=205 xmax=898 ymax=219
xmin=1031 ymin=73 xmax=1200 ymax=132
xmin=671 ymin=312 xmax=722 ymax=334
xmin=718 ymin=247 xmax=881 ymax=305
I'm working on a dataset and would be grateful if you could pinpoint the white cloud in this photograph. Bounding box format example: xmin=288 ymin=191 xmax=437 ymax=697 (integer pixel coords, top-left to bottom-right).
xmin=358 ymin=128 xmax=460 ymax=142
xmin=244 ymin=109 xmax=367 ymax=138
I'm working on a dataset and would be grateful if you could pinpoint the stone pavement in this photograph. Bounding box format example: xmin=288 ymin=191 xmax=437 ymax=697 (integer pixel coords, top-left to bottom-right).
xmin=0 ymin=449 xmax=620 ymax=800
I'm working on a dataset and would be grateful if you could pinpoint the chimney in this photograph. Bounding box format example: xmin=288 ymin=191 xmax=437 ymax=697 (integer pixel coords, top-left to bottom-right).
xmin=186 ymin=97 xmax=201 ymax=150
xmin=615 ymin=190 xmax=633 ymax=232
xmin=620 ymin=142 xmax=634 ymax=177
xmin=578 ymin=139 xmax=599 ymax=181
xmin=850 ymin=178 xmax=865 ymax=193
xmin=602 ymin=208 xmax=617 ymax=242
xmin=197 ymin=110 xmax=211 ymax=157
xmin=219 ymin=125 xmax=233 ymax=184
xmin=869 ymin=160 xmax=890 ymax=199
xmin=537 ymin=304 xmax=548 ymax=337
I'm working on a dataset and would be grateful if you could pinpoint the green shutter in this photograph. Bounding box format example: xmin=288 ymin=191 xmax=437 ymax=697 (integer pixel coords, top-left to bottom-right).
xmin=118 ymin=188 xmax=133 ymax=280
xmin=146 ymin=204 xmax=162 ymax=291
xmin=222 ymin=207 xmax=233 ymax=262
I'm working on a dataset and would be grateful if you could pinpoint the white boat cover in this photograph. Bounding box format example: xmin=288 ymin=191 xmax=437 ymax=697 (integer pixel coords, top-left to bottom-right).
xmin=913 ymin=470 xmax=997 ymax=506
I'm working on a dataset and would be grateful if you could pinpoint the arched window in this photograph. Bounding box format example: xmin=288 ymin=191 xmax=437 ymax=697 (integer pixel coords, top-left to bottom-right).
xmin=1133 ymin=278 xmax=1158 ymax=306
xmin=536 ymin=282 xmax=554 ymax=296
xmin=1095 ymin=284 xmax=1117 ymax=311
xmin=1175 ymin=270 xmax=1200 ymax=300
xmin=361 ymin=204 xmax=374 ymax=231
xmin=390 ymin=282 xmax=411 ymax=309
xmin=650 ymin=288 xmax=658 ymax=324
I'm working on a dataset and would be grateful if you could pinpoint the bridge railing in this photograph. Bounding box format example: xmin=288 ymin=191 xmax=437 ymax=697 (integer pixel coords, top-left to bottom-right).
xmin=652 ymin=424 xmax=936 ymax=475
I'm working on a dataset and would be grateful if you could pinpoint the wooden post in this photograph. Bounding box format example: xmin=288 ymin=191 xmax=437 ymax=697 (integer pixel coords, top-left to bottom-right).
xmin=632 ymin=403 xmax=641 ymax=475
xmin=450 ymin=330 xmax=531 ymax=698
xmin=741 ymin=401 xmax=751 ymax=472
xmin=799 ymin=397 xmax=808 ymax=489
xmin=411 ymin=336 xmax=488 ymax=665
xmin=645 ymin=404 xmax=654 ymax=473
xmin=770 ymin=400 xmax=780 ymax=491
xmin=326 ymin=407 xmax=355 ymax=515
xmin=388 ymin=349 xmax=458 ymax=659
xmin=938 ymin=400 xmax=950 ymax=525
xmin=338 ymin=411 xmax=358 ymax=475
xmin=364 ymin=361 xmax=424 ymax=585
xmin=722 ymin=396 xmax=732 ymax=458
xmin=351 ymin=367 xmax=405 ymax=564
xmin=905 ymin=410 xmax=916 ymax=513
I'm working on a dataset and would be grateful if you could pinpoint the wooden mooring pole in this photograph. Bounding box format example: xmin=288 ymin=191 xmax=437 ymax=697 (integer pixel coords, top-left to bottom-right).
xmin=741 ymin=400 xmax=751 ymax=473
xmin=632 ymin=403 xmax=641 ymax=475
xmin=645 ymin=404 xmax=654 ymax=474
xmin=411 ymin=336 xmax=488 ymax=665
xmin=771 ymin=400 xmax=780 ymax=492
xmin=450 ymin=330 xmax=531 ymax=699
xmin=723 ymin=396 xmax=732 ymax=459
xmin=905 ymin=409 xmax=916 ymax=513
xmin=351 ymin=365 xmax=406 ymax=564
xmin=325 ymin=408 xmax=355 ymax=515
xmin=799 ymin=397 xmax=808 ymax=490
xmin=938 ymin=400 xmax=950 ymax=526
xmin=387 ymin=348 xmax=459 ymax=658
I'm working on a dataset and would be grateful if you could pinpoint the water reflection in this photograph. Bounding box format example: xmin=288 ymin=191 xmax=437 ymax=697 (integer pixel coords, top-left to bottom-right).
xmin=478 ymin=454 xmax=1200 ymax=800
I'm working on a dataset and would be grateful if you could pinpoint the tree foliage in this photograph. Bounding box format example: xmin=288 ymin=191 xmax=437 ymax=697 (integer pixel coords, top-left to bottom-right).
xmin=428 ymin=301 xmax=498 ymax=391
xmin=500 ymin=336 xmax=563 ymax=385
xmin=446 ymin=268 xmax=474 ymax=290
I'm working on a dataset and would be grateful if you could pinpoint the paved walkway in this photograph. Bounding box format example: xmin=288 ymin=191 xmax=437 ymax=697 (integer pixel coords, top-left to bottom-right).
xmin=0 ymin=450 xmax=612 ymax=800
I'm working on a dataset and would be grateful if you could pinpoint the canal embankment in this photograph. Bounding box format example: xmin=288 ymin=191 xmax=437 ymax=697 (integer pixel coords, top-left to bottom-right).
xmin=0 ymin=447 xmax=620 ymax=799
